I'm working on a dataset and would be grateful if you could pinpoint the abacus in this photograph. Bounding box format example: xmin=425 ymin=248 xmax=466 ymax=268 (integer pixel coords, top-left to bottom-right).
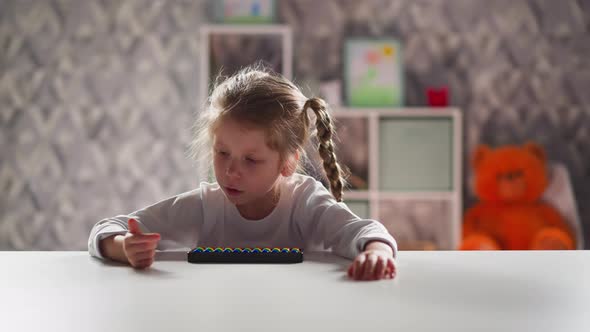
xmin=187 ymin=247 xmax=303 ymax=264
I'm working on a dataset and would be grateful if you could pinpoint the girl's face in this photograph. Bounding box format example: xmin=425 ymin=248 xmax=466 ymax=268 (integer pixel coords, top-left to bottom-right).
xmin=213 ymin=118 xmax=287 ymax=214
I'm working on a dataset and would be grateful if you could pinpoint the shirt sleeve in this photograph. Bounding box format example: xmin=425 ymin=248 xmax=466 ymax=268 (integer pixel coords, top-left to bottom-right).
xmin=87 ymin=188 xmax=205 ymax=259
xmin=292 ymin=178 xmax=398 ymax=260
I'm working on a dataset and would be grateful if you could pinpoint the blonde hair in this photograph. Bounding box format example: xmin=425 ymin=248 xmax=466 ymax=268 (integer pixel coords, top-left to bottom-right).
xmin=189 ymin=66 xmax=347 ymax=201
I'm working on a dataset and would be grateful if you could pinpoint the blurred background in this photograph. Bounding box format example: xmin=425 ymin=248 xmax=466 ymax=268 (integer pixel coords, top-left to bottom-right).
xmin=1 ymin=0 xmax=589 ymax=250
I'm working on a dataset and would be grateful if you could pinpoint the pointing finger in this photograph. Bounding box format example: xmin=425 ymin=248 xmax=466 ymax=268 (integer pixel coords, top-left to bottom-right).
xmin=128 ymin=218 xmax=143 ymax=235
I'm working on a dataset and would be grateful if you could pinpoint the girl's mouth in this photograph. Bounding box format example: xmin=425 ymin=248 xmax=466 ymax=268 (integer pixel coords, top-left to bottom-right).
xmin=225 ymin=187 xmax=243 ymax=196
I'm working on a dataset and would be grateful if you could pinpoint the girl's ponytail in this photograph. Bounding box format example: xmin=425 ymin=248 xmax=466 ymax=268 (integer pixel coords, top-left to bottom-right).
xmin=302 ymin=98 xmax=346 ymax=202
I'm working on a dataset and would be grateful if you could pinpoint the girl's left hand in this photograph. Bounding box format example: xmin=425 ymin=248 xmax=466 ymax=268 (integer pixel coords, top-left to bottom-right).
xmin=348 ymin=246 xmax=397 ymax=281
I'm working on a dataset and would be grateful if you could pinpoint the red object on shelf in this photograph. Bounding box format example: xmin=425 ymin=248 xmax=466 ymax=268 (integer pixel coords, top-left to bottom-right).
xmin=427 ymin=87 xmax=449 ymax=107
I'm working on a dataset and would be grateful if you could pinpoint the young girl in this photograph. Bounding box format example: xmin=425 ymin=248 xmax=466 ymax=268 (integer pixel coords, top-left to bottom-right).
xmin=88 ymin=66 xmax=398 ymax=281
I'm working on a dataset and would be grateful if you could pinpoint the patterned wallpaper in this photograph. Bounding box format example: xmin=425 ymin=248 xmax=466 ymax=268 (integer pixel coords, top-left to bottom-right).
xmin=1 ymin=0 xmax=589 ymax=250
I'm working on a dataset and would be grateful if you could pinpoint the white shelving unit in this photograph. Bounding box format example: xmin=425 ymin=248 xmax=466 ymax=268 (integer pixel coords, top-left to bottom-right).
xmin=331 ymin=107 xmax=462 ymax=250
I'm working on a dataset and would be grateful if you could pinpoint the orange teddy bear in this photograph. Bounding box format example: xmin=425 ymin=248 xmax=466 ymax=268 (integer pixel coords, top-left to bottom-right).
xmin=460 ymin=143 xmax=576 ymax=250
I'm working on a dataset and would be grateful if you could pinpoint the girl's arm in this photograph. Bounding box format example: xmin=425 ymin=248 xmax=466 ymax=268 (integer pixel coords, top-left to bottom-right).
xmin=98 ymin=234 xmax=127 ymax=263
xmin=292 ymin=177 xmax=397 ymax=260
xmin=99 ymin=218 xmax=162 ymax=268
xmin=364 ymin=240 xmax=394 ymax=256
xmin=348 ymin=240 xmax=397 ymax=280
xmin=88 ymin=187 xmax=206 ymax=260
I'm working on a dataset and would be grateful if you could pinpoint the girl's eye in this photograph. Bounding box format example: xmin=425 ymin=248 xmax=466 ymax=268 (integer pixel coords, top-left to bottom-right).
xmin=216 ymin=150 xmax=229 ymax=157
xmin=245 ymin=157 xmax=258 ymax=164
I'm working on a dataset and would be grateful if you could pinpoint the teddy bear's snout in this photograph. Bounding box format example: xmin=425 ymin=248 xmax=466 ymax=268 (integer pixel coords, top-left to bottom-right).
xmin=498 ymin=175 xmax=526 ymax=201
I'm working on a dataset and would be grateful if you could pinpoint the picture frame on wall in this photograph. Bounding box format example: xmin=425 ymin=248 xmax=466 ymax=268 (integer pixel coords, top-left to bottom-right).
xmin=214 ymin=0 xmax=277 ymax=24
xmin=199 ymin=25 xmax=292 ymax=106
xmin=344 ymin=39 xmax=404 ymax=107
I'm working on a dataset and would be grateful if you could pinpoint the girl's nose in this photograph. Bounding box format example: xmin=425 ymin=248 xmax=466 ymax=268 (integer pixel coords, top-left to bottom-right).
xmin=226 ymin=159 xmax=240 ymax=177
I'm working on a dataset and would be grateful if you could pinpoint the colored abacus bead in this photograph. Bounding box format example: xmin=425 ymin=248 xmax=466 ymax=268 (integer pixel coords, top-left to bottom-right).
xmin=190 ymin=247 xmax=301 ymax=254
xmin=188 ymin=246 xmax=303 ymax=263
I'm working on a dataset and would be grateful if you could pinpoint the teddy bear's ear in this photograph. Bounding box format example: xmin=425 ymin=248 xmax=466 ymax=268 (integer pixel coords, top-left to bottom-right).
xmin=524 ymin=142 xmax=546 ymax=162
xmin=472 ymin=145 xmax=491 ymax=169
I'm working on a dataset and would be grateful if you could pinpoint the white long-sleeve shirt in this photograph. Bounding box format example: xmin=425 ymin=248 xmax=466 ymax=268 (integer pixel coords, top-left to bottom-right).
xmin=88 ymin=174 xmax=397 ymax=260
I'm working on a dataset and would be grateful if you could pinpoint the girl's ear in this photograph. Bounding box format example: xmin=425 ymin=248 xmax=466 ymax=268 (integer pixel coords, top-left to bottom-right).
xmin=280 ymin=151 xmax=300 ymax=177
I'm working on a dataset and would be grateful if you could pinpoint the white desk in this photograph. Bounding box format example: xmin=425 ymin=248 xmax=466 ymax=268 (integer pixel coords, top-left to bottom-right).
xmin=1 ymin=251 xmax=589 ymax=332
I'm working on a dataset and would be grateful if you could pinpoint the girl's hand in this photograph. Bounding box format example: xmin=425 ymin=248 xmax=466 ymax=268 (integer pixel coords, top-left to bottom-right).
xmin=348 ymin=241 xmax=397 ymax=281
xmin=123 ymin=218 xmax=161 ymax=269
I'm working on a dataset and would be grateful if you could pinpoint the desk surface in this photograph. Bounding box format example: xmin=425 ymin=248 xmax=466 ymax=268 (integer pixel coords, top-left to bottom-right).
xmin=1 ymin=251 xmax=589 ymax=332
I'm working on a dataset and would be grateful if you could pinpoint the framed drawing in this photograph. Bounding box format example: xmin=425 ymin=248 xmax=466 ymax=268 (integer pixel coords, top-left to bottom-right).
xmin=214 ymin=0 xmax=277 ymax=24
xmin=344 ymin=39 xmax=404 ymax=107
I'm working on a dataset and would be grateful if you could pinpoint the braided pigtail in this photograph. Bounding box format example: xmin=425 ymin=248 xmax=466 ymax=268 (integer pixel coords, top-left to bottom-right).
xmin=303 ymin=98 xmax=346 ymax=202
